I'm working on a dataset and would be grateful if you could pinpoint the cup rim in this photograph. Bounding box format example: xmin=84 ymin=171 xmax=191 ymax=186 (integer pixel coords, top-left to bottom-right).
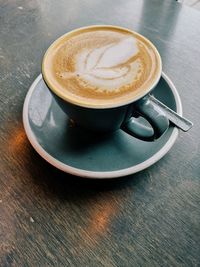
xmin=42 ymin=24 xmax=162 ymax=109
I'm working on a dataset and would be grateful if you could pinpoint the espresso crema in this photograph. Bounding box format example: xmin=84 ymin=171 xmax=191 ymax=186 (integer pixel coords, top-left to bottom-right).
xmin=43 ymin=26 xmax=161 ymax=108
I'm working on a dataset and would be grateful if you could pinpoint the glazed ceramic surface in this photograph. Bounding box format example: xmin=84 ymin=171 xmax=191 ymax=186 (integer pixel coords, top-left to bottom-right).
xmin=23 ymin=72 xmax=181 ymax=178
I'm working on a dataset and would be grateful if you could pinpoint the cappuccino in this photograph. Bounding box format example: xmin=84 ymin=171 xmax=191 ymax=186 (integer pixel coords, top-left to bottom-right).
xmin=43 ymin=26 xmax=161 ymax=108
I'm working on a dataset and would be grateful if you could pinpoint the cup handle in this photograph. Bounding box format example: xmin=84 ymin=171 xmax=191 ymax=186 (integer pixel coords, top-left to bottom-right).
xmin=121 ymin=95 xmax=169 ymax=141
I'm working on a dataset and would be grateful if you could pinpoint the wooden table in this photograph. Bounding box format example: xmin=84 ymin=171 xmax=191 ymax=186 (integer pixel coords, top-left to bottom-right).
xmin=0 ymin=0 xmax=200 ymax=266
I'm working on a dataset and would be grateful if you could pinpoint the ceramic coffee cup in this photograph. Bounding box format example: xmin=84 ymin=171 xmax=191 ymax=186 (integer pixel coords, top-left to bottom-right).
xmin=42 ymin=25 xmax=169 ymax=141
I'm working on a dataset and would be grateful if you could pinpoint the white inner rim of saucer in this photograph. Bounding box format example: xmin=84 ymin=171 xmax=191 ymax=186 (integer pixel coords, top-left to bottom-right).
xmin=23 ymin=72 xmax=182 ymax=179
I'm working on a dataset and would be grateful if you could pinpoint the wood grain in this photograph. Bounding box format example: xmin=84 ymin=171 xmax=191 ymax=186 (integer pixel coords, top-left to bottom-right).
xmin=0 ymin=0 xmax=200 ymax=266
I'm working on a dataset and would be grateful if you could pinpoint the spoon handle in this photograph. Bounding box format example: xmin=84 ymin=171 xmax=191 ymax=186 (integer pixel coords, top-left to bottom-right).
xmin=149 ymin=95 xmax=193 ymax=132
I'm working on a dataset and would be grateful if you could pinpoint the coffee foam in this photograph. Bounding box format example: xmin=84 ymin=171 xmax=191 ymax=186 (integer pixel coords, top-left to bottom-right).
xmin=43 ymin=27 xmax=160 ymax=107
xmin=75 ymin=37 xmax=141 ymax=92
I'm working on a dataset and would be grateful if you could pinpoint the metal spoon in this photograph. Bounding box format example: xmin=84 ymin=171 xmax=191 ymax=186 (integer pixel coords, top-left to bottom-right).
xmin=149 ymin=95 xmax=193 ymax=132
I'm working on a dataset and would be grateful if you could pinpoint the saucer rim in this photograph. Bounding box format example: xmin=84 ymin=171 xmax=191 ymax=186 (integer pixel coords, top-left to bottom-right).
xmin=23 ymin=72 xmax=182 ymax=179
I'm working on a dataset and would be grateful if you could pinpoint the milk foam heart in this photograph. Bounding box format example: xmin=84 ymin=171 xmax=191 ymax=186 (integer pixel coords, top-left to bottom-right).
xmin=43 ymin=26 xmax=161 ymax=108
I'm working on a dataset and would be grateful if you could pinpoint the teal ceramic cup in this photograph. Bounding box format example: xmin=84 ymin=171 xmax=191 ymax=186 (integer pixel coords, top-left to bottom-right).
xmin=42 ymin=25 xmax=169 ymax=141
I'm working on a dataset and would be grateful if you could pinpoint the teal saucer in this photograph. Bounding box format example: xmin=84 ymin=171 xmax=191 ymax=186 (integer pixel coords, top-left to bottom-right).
xmin=23 ymin=73 xmax=182 ymax=179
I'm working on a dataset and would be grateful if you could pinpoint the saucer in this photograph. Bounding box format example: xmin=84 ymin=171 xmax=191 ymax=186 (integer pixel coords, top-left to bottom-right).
xmin=23 ymin=72 xmax=182 ymax=179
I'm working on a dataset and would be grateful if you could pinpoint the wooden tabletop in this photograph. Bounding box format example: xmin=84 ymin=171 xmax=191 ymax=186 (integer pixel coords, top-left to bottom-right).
xmin=0 ymin=0 xmax=200 ymax=266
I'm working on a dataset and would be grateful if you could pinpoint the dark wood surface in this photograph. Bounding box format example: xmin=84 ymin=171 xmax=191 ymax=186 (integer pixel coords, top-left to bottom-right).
xmin=0 ymin=0 xmax=200 ymax=266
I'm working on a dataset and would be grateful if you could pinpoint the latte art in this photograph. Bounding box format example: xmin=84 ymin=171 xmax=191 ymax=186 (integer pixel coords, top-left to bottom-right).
xmin=75 ymin=37 xmax=141 ymax=92
xmin=43 ymin=26 xmax=161 ymax=108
